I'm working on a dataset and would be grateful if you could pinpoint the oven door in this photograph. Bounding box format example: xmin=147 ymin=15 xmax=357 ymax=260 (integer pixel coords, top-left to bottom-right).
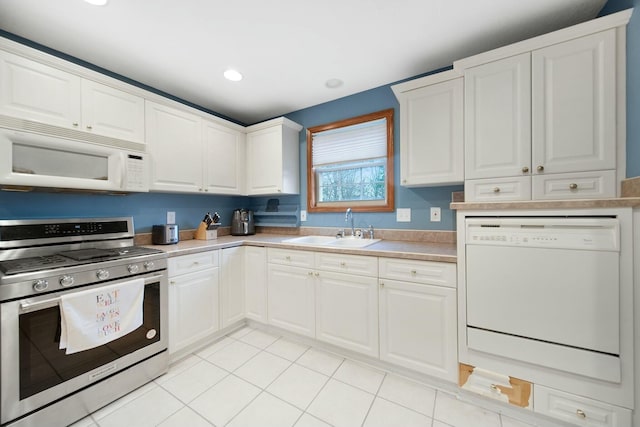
xmin=0 ymin=271 xmax=168 ymax=424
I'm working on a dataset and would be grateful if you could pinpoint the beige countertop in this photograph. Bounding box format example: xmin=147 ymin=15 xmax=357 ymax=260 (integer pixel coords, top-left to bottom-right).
xmin=144 ymin=234 xmax=457 ymax=263
xmin=450 ymin=197 xmax=640 ymax=211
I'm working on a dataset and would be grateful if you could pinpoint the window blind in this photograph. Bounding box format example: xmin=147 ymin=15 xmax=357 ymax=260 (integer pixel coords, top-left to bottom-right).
xmin=312 ymin=118 xmax=387 ymax=166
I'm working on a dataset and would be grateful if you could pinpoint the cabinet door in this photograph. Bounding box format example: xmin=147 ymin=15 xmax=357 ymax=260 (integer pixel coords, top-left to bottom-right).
xmin=465 ymin=53 xmax=531 ymax=179
xmin=0 ymin=50 xmax=81 ymax=128
xmin=379 ymin=279 xmax=457 ymax=381
xmin=246 ymin=126 xmax=283 ymax=195
xmin=532 ymin=30 xmax=616 ymax=175
xmin=400 ymin=78 xmax=463 ymax=186
xmin=81 ymin=79 xmax=145 ymax=143
xmin=220 ymin=247 xmax=245 ymax=328
xmin=267 ymin=264 xmax=315 ymax=337
xmin=145 ymin=101 xmax=202 ymax=193
xmin=169 ymin=268 xmax=219 ymax=355
xmin=245 ymin=246 xmax=267 ymax=323
xmin=315 ymin=271 xmax=379 ymax=357
xmin=203 ymin=120 xmax=245 ymax=195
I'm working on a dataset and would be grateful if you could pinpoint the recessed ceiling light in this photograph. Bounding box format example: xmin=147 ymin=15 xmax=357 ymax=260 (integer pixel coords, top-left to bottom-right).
xmin=224 ymin=69 xmax=243 ymax=82
xmin=84 ymin=0 xmax=109 ymax=5
xmin=325 ymin=78 xmax=343 ymax=89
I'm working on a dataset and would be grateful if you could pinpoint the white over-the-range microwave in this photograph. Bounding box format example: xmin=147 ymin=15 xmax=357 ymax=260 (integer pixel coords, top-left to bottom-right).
xmin=0 ymin=128 xmax=149 ymax=192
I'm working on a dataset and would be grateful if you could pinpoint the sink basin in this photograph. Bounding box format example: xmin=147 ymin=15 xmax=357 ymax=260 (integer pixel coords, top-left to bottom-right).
xmin=327 ymin=237 xmax=381 ymax=248
xmin=283 ymin=235 xmax=380 ymax=248
xmin=282 ymin=235 xmax=337 ymax=245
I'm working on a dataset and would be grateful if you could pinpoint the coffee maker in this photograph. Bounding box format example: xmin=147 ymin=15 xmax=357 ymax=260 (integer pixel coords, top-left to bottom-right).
xmin=231 ymin=209 xmax=255 ymax=235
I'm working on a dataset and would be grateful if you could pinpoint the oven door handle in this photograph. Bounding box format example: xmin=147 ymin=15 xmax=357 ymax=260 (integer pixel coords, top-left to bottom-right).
xmin=19 ymin=274 xmax=165 ymax=313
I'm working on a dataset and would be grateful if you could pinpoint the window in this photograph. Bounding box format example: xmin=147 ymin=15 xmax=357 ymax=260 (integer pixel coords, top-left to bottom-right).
xmin=307 ymin=109 xmax=394 ymax=212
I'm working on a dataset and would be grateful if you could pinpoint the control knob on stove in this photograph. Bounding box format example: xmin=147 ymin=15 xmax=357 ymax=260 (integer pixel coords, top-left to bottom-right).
xmin=143 ymin=261 xmax=155 ymax=271
xmin=96 ymin=269 xmax=109 ymax=280
xmin=127 ymin=264 xmax=139 ymax=274
xmin=33 ymin=279 xmax=49 ymax=292
xmin=60 ymin=275 xmax=75 ymax=287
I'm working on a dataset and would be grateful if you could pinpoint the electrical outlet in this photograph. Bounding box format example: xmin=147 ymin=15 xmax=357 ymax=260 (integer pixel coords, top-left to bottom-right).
xmin=166 ymin=211 xmax=175 ymax=224
xmin=396 ymin=208 xmax=411 ymax=222
xmin=300 ymin=210 xmax=307 ymax=221
xmin=430 ymin=207 xmax=441 ymax=222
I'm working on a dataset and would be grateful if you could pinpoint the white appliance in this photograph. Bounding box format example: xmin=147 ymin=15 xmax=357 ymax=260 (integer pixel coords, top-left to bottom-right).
xmin=0 ymin=128 xmax=148 ymax=192
xmin=464 ymin=217 xmax=621 ymax=382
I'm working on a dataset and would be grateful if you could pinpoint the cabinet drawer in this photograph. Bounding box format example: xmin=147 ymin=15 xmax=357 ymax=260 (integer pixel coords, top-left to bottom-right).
xmin=534 ymin=385 xmax=631 ymax=427
xmin=315 ymin=252 xmax=377 ymax=277
xmin=168 ymin=250 xmax=219 ymax=276
xmin=465 ymin=177 xmax=531 ymax=202
xmin=459 ymin=363 xmax=532 ymax=409
xmin=532 ymin=170 xmax=616 ymax=200
xmin=267 ymin=248 xmax=314 ymax=268
xmin=379 ymin=258 xmax=455 ymax=288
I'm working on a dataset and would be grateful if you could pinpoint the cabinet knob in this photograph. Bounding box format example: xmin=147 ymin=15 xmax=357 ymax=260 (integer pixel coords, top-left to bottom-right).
xmin=314 ymin=272 xmax=320 ymax=277
xmin=72 ymin=122 xmax=79 ymax=127
xmin=380 ymin=282 xmax=384 ymax=287
xmin=308 ymin=271 xmax=314 ymax=276
xmin=204 ymin=189 xmax=209 ymax=192
xmin=402 ymin=179 xmax=407 ymax=184
xmin=489 ymin=384 xmax=500 ymax=393
xmin=576 ymin=409 xmax=586 ymax=419
xmin=170 ymin=280 xmax=176 ymax=285
xmin=537 ymin=165 xmax=544 ymax=172
xmin=340 ymin=262 xmax=346 ymax=267
xmin=493 ymin=187 xmax=501 ymax=193
xmin=86 ymin=125 xmax=93 ymax=130
xmin=285 ymin=256 xmax=291 ymax=261
xmin=411 ymin=270 xmax=417 ymax=275
xmin=522 ymin=166 xmax=529 ymax=173
xmin=569 ymin=183 xmax=578 ymax=190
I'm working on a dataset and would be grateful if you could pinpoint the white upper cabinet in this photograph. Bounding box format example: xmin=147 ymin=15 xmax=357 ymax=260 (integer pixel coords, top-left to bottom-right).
xmin=202 ymin=119 xmax=245 ymax=195
xmin=464 ymin=53 xmax=532 ymax=180
xmin=246 ymin=117 xmax=302 ymax=195
xmin=392 ymin=71 xmax=464 ymax=186
xmin=146 ymin=100 xmax=203 ymax=193
xmin=0 ymin=50 xmax=144 ymax=144
xmin=81 ymin=79 xmax=145 ymax=143
xmin=531 ymin=30 xmax=616 ymax=175
xmin=460 ymin=24 xmax=623 ymax=201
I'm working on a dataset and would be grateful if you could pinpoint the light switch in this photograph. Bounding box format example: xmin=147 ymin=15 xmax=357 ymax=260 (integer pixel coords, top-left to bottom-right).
xmin=396 ymin=208 xmax=411 ymax=222
xmin=166 ymin=211 xmax=175 ymax=224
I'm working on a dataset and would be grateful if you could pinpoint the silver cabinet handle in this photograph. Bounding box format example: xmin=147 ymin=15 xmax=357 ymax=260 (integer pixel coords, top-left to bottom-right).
xmin=522 ymin=166 xmax=529 ymax=173
xmin=576 ymin=409 xmax=586 ymax=419
xmin=493 ymin=187 xmax=501 ymax=193
xmin=569 ymin=183 xmax=578 ymax=190
xmin=537 ymin=165 xmax=544 ymax=172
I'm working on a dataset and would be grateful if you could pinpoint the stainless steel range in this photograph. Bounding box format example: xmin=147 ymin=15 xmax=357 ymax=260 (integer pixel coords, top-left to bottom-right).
xmin=0 ymin=217 xmax=169 ymax=427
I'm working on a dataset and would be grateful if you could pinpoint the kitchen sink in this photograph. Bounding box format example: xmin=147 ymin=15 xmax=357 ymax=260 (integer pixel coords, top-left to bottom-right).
xmin=282 ymin=235 xmax=338 ymax=245
xmin=282 ymin=235 xmax=380 ymax=248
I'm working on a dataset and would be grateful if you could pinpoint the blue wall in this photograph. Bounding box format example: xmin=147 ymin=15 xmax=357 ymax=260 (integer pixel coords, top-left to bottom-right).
xmin=0 ymin=1 xmax=635 ymax=233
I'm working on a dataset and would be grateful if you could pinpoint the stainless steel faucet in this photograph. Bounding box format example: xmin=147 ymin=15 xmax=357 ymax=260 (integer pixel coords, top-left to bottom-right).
xmin=345 ymin=208 xmax=355 ymax=236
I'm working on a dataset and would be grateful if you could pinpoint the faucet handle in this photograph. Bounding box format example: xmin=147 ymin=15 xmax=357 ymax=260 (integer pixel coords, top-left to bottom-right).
xmin=368 ymin=225 xmax=375 ymax=239
xmin=336 ymin=228 xmax=345 ymax=238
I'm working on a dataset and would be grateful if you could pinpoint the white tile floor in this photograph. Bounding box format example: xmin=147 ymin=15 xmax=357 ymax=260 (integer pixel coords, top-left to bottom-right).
xmin=72 ymin=326 xmax=539 ymax=427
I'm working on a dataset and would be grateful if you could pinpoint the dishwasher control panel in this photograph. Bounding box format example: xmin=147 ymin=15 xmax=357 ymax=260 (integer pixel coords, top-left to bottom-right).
xmin=465 ymin=217 xmax=619 ymax=251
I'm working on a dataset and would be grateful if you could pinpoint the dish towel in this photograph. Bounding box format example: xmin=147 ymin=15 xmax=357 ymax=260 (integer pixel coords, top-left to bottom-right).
xmin=59 ymin=278 xmax=145 ymax=355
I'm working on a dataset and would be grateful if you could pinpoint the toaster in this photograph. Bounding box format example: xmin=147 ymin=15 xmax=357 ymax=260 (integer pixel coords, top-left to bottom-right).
xmin=152 ymin=224 xmax=179 ymax=244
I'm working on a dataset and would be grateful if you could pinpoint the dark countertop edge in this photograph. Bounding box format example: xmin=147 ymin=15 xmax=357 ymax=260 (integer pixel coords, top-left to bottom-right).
xmin=450 ymin=197 xmax=640 ymax=210
xmin=143 ymin=234 xmax=457 ymax=264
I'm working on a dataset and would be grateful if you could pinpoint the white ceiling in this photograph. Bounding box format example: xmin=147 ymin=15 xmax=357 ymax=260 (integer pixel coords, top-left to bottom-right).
xmin=0 ymin=0 xmax=607 ymax=125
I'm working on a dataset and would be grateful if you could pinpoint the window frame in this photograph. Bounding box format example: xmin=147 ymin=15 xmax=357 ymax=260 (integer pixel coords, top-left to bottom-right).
xmin=306 ymin=108 xmax=395 ymax=213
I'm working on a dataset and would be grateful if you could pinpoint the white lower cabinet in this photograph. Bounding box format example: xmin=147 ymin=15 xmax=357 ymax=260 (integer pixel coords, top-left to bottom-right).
xmin=267 ymin=263 xmax=316 ymax=337
xmin=378 ymin=258 xmax=458 ymax=382
xmin=244 ymin=246 xmax=267 ymax=323
xmin=220 ymin=247 xmax=245 ymax=328
xmin=534 ymin=385 xmax=632 ymax=427
xmin=315 ymin=270 xmax=379 ymax=357
xmin=168 ymin=251 xmax=220 ymax=356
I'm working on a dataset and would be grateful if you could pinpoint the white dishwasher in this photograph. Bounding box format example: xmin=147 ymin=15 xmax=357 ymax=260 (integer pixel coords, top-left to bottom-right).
xmin=464 ymin=216 xmax=621 ymax=382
